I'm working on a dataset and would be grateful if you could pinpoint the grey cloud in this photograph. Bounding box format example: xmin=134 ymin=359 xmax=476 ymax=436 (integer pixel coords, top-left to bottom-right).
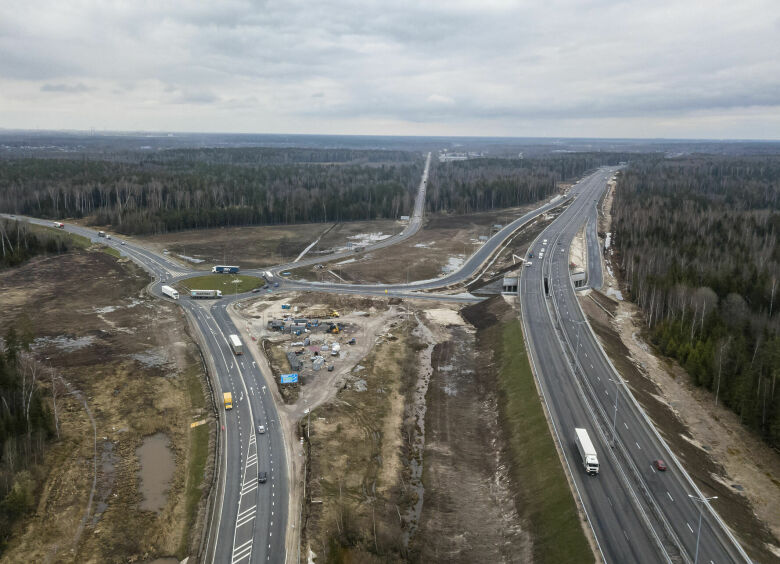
xmin=41 ymin=82 xmax=92 ymax=93
xmin=0 ymin=0 xmax=778 ymax=137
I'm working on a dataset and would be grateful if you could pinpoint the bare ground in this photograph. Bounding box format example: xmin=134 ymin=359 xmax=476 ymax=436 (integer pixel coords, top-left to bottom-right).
xmin=135 ymin=219 xmax=404 ymax=270
xmin=0 ymin=250 xmax=213 ymax=563
xmin=236 ymin=291 xmax=532 ymax=563
xmin=291 ymin=205 xmax=551 ymax=285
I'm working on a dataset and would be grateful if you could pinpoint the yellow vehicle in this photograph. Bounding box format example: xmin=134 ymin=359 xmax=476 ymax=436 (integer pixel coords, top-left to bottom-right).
xmin=330 ymin=310 xmax=340 ymax=318
xmin=223 ymin=392 xmax=233 ymax=410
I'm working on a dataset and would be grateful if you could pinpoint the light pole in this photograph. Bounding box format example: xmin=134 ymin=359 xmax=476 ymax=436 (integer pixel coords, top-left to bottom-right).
xmin=608 ymin=375 xmax=623 ymax=446
xmin=688 ymin=494 xmax=718 ymax=564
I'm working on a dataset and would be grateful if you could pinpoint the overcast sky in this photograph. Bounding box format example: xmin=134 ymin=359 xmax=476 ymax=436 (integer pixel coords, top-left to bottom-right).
xmin=1 ymin=0 xmax=779 ymax=139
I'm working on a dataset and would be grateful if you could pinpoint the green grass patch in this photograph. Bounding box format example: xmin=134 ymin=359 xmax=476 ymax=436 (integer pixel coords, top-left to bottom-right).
xmin=494 ymin=319 xmax=591 ymax=564
xmin=176 ymin=360 xmax=211 ymax=558
xmin=101 ymin=245 xmax=121 ymax=258
xmin=178 ymin=423 xmax=210 ymax=558
xmin=179 ymin=274 xmax=264 ymax=294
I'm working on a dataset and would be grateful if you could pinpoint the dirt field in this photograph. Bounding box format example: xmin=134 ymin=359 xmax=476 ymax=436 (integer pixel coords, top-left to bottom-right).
xmin=238 ymin=291 xmax=551 ymax=563
xmin=292 ymin=204 xmax=557 ymax=285
xmin=0 ymin=249 xmax=213 ymax=563
xmin=134 ymin=219 xmax=403 ymax=270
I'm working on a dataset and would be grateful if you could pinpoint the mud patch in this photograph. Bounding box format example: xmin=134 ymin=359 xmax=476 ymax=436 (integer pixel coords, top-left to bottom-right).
xmin=137 ymin=433 xmax=176 ymax=513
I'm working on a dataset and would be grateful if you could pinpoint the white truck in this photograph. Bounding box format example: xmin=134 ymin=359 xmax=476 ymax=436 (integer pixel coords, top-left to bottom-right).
xmin=574 ymin=428 xmax=599 ymax=475
xmin=229 ymin=334 xmax=243 ymax=355
xmin=190 ymin=289 xmax=222 ymax=299
xmin=330 ymin=342 xmax=341 ymax=357
xmin=161 ymin=285 xmax=179 ymax=300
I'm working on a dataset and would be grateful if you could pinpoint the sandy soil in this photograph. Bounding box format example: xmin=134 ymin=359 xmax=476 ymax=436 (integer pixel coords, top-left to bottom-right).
xmin=0 ymin=250 xmax=212 ymax=563
xmin=577 ymin=184 xmax=780 ymax=562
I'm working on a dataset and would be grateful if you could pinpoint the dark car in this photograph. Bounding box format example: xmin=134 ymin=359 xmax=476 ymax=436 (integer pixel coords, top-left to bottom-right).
xmin=258 ymin=471 xmax=268 ymax=483
xmin=653 ymin=459 xmax=667 ymax=471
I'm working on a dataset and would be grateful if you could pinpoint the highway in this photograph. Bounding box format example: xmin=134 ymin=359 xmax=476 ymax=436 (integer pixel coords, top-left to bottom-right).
xmin=0 ymin=161 xmax=749 ymax=564
xmin=520 ymin=169 xmax=749 ymax=563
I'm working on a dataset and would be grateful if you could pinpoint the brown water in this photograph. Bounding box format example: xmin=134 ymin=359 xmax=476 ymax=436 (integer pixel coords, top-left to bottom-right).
xmin=136 ymin=433 xmax=175 ymax=513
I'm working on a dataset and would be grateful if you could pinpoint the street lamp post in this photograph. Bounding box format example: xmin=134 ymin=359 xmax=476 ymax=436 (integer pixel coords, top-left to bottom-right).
xmin=608 ymin=375 xmax=623 ymax=446
xmin=688 ymin=494 xmax=718 ymax=564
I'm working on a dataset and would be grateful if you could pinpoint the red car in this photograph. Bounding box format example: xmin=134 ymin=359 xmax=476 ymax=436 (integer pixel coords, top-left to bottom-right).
xmin=653 ymin=459 xmax=667 ymax=471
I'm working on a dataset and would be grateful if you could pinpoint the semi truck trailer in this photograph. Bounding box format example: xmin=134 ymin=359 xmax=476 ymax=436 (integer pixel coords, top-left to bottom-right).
xmin=229 ymin=334 xmax=243 ymax=355
xmin=161 ymin=285 xmax=179 ymax=300
xmin=574 ymin=428 xmax=599 ymax=475
xmin=212 ymin=265 xmax=240 ymax=274
xmin=190 ymin=289 xmax=222 ymax=299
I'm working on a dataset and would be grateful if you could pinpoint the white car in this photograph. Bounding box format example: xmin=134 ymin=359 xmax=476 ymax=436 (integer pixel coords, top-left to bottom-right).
xmin=257 ymin=425 xmax=265 ymax=434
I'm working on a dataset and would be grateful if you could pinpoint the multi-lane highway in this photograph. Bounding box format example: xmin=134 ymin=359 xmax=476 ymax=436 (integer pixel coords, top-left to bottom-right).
xmin=521 ymin=169 xmax=749 ymax=563
xmin=1 ymin=160 xmax=750 ymax=564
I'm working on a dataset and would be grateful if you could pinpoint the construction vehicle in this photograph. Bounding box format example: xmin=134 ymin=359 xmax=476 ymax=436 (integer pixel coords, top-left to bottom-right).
xmin=224 ymin=392 xmax=233 ymax=410
xmin=330 ymin=310 xmax=340 ymax=318
xmin=328 ymin=324 xmax=340 ymax=334
xmin=348 ymin=338 xmax=356 ymax=345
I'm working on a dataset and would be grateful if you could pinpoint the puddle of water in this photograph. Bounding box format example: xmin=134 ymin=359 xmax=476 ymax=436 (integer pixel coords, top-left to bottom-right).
xmin=136 ymin=433 xmax=175 ymax=513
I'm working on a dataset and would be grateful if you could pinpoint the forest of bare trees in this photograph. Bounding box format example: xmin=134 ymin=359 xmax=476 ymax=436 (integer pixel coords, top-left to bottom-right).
xmin=0 ymin=219 xmax=73 ymax=269
xmin=425 ymin=153 xmax=632 ymax=214
xmin=0 ymin=327 xmax=55 ymax=551
xmin=611 ymin=155 xmax=780 ymax=447
xmin=0 ymin=150 xmax=423 ymax=235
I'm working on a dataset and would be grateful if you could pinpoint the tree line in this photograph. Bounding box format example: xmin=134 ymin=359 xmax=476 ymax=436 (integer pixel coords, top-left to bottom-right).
xmin=0 ymin=327 xmax=56 ymax=552
xmin=426 ymin=153 xmax=633 ymax=214
xmin=0 ymin=219 xmax=73 ymax=269
xmin=0 ymin=154 xmax=422 ymax=235
xmin=611 ymin=155 xmax=780 ymax=447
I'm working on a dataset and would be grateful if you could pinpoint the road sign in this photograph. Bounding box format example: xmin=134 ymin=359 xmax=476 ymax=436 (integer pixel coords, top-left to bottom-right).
xmin=281 ymin=373 xmax=299 ymax=384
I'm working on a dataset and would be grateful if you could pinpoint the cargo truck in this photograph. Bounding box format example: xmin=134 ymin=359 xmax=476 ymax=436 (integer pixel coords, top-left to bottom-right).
xmin=574 ymin=428 xmax=599 ymax=475
xmin=212 ymin=265 xmax=240 ymax=274
xmin=229 ymin=334 xmax=243 ymax=355
xmin=52 ymin=221 xmax=64 ymax=228
xmin=161 ymin=285 xmax=179 ymax=300
xmin=190 ymin=289 xmax=222 ymax=299
xmin=223 ymin=392 xmax=233 ymax=410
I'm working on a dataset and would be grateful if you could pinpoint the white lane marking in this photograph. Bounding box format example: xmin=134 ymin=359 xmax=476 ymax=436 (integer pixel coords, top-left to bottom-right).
xmin=687 ymin=522 xmax=694 ymax=534
xmin=635 ymin=442 xmax=641 ymax=450
xmin=624 ymin=422 xmax=628 ymax=429
xmin=666 ymin=491 xmax=674 ymax=502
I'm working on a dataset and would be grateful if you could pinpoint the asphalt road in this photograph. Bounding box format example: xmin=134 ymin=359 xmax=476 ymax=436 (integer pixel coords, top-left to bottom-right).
xmin=520 ymin=169 xmax=748 ymax=563
xmin=1 ymin=162 xmax=749 ymax=563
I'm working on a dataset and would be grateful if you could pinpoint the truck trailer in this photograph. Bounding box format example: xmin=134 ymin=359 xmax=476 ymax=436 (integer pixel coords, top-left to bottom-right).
xmin=190 ymin=289 xmax=222 ymax=299
xmin=229 ymin=334 xmax=243 ymax=355
xmin=161 ymin=285 xmax=179 ymax=300
xmin=574 ymin=428 xmax=599 ymax=475
xmin=212 ymin=265 xmax=240 ymax=274
xmin=223 ymin=392 xmax=233 ymax=410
